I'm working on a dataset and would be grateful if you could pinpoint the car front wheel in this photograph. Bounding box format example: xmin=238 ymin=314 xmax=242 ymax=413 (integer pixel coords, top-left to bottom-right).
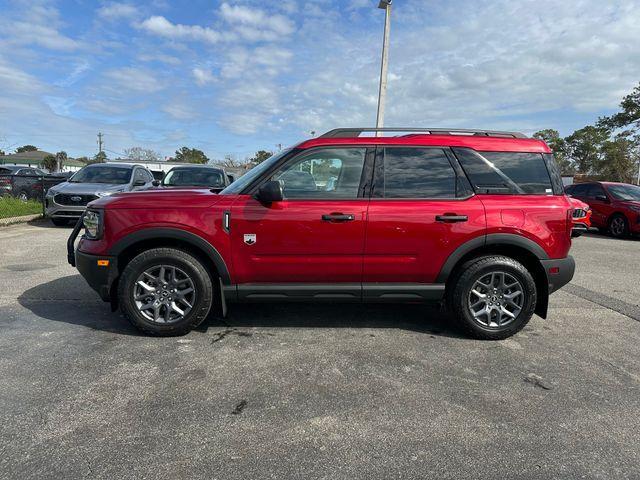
xmin=448 ymin=255 xmax=537 ymax=340
xmin=118 ymin=247 xmax=214 ymax=336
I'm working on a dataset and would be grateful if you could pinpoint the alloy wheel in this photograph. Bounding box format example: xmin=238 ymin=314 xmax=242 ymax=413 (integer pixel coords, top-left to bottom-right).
xmin=18 ymin=192 xmax=28 ymax=202
xmin=610 ymin=217 xmax=626 ymax=237
xmin=133 ymin=265 xmax=196 ymax=324
xmin=467 ymin=271 xmax=524 ymax=328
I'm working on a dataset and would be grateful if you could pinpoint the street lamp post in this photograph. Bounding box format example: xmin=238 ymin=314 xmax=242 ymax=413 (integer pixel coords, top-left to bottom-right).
xmin=375 ymin=0 xmax=392 ymax=136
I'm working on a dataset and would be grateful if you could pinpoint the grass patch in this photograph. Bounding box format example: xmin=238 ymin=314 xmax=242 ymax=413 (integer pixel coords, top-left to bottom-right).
xmin=0 ymin=196 xmax=42 ymax=219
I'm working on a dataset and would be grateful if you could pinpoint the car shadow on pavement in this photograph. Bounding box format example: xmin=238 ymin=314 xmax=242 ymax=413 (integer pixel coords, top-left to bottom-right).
xmin=18 ymin=274 xmax=141 ymax=336
xmin=582 ymin=231 xmax=638 ymax=241
xmin=18 ymin=274 xmax=462 ymax=338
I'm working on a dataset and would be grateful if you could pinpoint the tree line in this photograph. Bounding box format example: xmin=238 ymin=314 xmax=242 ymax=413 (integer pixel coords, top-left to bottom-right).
xmin=533 ymin=82 xmax=640 ymax=183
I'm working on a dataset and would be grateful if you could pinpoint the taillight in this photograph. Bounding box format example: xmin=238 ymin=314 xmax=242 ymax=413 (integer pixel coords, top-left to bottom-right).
xmin=0 ymin=177 xmax=10 ymax=186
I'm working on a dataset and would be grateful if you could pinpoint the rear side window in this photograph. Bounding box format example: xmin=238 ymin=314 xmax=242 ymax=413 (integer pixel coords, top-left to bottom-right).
xmin=453 ymin=149 xmax=554 ymax=195
xmin=382 ymin=148 xmax=464 ymax=198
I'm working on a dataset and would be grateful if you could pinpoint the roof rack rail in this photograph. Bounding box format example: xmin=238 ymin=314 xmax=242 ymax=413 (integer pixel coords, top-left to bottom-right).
xmin=319 ymin=128 xmax=528 ymax=139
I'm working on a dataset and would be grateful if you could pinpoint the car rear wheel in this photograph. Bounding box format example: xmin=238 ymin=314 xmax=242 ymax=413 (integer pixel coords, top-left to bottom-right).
xmin=18 ymin=190 xmax=29 ymax=202
xmin=50 ymin=217 xmax=70 ymax=226
xmin=448 ymin=255 xmax=537 ymax=340
xmin=118 ymin=247 xmax=214 ymax=336
xmin=608 ymin=214 xmax=628 ymax=238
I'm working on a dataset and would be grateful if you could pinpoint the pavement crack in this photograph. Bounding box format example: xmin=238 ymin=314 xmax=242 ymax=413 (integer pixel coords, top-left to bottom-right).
xmin=524 ymin=373 xmax=553 ymax=390
xmin=564 ymin=283 xmax=640 ymax=322
xmin=231 ymin=399 xmax=247 ymax=415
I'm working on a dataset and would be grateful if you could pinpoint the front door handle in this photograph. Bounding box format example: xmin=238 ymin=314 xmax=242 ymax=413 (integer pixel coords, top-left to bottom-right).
xmin=435 ymin=214 xmax=468 ymax=223
xmin=322 ymin=213 xmax=355 ymax=222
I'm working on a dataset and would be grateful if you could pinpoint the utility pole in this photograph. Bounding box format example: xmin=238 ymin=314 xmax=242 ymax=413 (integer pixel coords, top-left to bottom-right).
xmin=97 ymin=132 xmax=104 ymax=154
xmin=375 ymin=0 xmax=392 ymax=136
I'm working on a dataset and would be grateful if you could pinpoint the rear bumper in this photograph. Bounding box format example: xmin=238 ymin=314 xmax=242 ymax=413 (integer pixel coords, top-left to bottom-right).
xmin=75 ymin=250 xmax=118 ymax=302
xmin=541 ymin=256 xmax=575 ymax=294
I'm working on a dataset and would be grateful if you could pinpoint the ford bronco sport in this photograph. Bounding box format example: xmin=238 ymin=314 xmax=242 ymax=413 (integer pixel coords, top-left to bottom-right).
xmin=68 ymin=128 xmax=575 ymax=339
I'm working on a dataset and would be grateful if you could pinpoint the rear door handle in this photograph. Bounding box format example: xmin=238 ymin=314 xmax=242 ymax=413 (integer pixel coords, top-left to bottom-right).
xmin=435 ymin=214 xmax=468 ymax=223
xmin=322 ymin=213 xmax=355 ymax=222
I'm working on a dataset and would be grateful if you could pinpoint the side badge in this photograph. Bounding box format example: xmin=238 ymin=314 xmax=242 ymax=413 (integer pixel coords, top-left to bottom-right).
xmin=244 ymin=233 xmax=256 ymax=245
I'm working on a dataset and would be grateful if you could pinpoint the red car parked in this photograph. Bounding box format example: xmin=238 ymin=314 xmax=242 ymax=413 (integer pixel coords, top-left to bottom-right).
xmin=565 ymin=181 xmax=640 ymax=238
xmin=568 ymin=197 xmax=592 ymax=237
xmin=68 ymin=128 xmax=575 ymax=339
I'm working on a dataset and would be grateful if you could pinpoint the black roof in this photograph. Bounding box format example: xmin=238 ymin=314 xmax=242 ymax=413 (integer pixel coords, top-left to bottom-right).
xmin=0 ymin=165 xmax=24 ymax=173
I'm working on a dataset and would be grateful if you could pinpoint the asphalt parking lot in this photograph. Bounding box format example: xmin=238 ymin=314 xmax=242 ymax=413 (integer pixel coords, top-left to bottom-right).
xmin=1 ymin=222 xmax=639 ymax=479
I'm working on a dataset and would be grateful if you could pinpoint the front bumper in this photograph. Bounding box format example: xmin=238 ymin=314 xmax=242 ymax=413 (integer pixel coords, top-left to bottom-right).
xmin=541 ymin=256 xmax=575 ymax=294
xmin=68 ymin=214 xmax=116 ymax=302
xmin=46 ymin=199 xmax=85 ymax=218
xmin=75 ymin=250 xmax=118 ymax=302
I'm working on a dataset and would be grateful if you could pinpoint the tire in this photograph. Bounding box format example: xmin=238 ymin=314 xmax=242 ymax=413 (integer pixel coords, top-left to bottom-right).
xmin=608 ymin=214 xmax=628 ymax=238
xmin=18 ymin=190 xmax=29 ymax=202
xmin=50 ymin=217 xmax=69 ymax=227
xmin=118 ymin=247 xmax=214 ymax=336
xmin=447 ymin=255 xmax=537 ymax=340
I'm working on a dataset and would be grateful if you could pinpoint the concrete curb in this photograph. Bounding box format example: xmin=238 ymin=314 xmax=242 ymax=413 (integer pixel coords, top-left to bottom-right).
xmin=0 ymin=214 xmax=43 ymax=227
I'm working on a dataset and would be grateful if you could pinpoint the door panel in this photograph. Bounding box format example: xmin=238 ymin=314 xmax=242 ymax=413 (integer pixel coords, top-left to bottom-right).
xmin=229 ymin=146 xmax=372 ymax=284
xmin=363 ymin=197 xmax=486 ymax=283
xmin=230 ymin=197 xmax=368 ymax=283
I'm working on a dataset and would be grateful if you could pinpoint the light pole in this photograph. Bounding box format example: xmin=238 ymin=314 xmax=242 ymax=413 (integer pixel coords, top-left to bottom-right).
xmin=375 ymin=0 xmax=392 ymax=136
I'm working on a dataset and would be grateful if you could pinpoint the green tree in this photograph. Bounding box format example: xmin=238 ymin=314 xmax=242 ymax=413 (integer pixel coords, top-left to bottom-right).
xmin=41 ymin=154 xmax=57 ymax=172
xmin=533 ymin=129 xmax=573 ymax=173
xmin=595 ymin=135 xmax=638 ymax=183
xmin=248 ymin=150 xmax=274 ymax=164
xmin=76 ymin=156 xmax=90 ymax=164
xmin=564 ymin=125 xmax=610 ymax=174
xmin=174 ymin=147 xmax=208 ymax=164
xmin=0 ymin=149 xmax=5 ymax=156
xmin=16 ymin=145 xmax=38 ymax=153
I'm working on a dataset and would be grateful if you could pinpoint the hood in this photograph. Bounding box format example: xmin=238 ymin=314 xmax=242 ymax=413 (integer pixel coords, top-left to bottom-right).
xmin=89 ymin=188 xmax=222 ymax=209
xmin=50 ymin=181 xmax=127 ymax=195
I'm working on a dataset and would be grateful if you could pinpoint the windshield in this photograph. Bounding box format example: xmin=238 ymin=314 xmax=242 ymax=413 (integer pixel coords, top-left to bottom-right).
xmin=220 ymin=149 xmax=292 ymax=194
xmin=163 ymin=168 xmax=225 ymax=187
xmin=606 ymin=184 xmax=640 ymax=201
xmin=70 ymin=166 xmax=132 ymax=184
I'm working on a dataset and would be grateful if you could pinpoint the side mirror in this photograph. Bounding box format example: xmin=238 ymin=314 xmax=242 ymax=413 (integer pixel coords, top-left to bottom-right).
xmin=133 ymin=179 xmax=146 ymax=187
xmin=595 ymin=195 xmax=609 ymax=202
xmin=255 ymin=180 xmax=283 ymax=203
xmin=152 ymin=180 xmax=160 ymax=187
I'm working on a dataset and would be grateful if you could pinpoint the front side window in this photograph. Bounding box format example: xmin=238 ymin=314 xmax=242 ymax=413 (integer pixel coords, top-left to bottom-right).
xmin=606 ymin=184 xmax=640 ymax=201
xmin=454 ymin=149 xmax=553 ymax=194
xmin=587 ymin=184 xmax=606 ymax=199
xmin=272 ymin=148 xmax=366 ymax=199
xmin=382 ymin=148 xmax=460 ymax=198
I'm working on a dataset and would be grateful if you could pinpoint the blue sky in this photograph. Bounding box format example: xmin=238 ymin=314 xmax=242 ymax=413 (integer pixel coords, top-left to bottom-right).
xmin=1 ymin=0 xmax=639 ymax=160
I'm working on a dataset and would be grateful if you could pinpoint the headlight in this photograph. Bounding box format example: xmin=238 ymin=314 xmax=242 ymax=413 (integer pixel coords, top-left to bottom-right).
xmin=46 ymin=188 xmax=57 ymax=197
xmin=83 ymin=210 xmax=102 ymax=239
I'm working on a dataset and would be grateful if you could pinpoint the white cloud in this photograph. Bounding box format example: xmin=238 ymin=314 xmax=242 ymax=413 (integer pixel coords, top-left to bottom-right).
xmin=104 ymin=67 xmax=164 ymax=92
xmin=220 ymin=2 xmax=295 ymax=40
xmin=192 ymin=68 xmax=216 ymax=86
xmin=0 ymin=58 xmax=43 ymax=94
xmin=137 ymin=16 xmax=223 ymax=44
xmin=97 ymin=3 xmax=139 ymax=20
xmin=162 ymin=102 xmax=196 ymax=120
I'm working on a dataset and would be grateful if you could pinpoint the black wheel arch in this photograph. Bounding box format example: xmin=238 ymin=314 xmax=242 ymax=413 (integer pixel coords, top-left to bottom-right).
xmin=106 ymin=228 xmax=230 ymax=313
xmin=438 ymin=234 xmax=550 ymax=319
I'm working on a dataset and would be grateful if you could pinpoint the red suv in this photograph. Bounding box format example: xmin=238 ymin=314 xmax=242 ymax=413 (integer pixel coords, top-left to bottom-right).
xmin=565 ymin=181 xmax=640 ymax=238
xmin=68 ymin=128 xmax=575 ymax=339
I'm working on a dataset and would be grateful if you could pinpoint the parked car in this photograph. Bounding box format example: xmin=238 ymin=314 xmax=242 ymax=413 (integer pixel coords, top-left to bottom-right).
xmin=568 ymin=197 xmax=592 ymax=237
xmin=68 ymin=127 xmax=575 ymax=339
xmin=0 ymin=165 xmax=59 ymax=201
xmin=565 ymin=181 xmax=640 ymax=238
xmin=46 ymin=163 xmax=155 ymax=226
xmin=155 ymin=165 xmax=230 ymax=192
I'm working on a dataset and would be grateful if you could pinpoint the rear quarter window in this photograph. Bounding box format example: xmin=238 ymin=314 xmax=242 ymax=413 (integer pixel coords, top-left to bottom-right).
xmin=453 ymin=148 xmax=554 ymax=195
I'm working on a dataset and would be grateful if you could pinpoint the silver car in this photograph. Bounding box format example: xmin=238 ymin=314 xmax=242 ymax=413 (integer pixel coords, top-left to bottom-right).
xmin=45 ymin=163 xmax=154 ymax=226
